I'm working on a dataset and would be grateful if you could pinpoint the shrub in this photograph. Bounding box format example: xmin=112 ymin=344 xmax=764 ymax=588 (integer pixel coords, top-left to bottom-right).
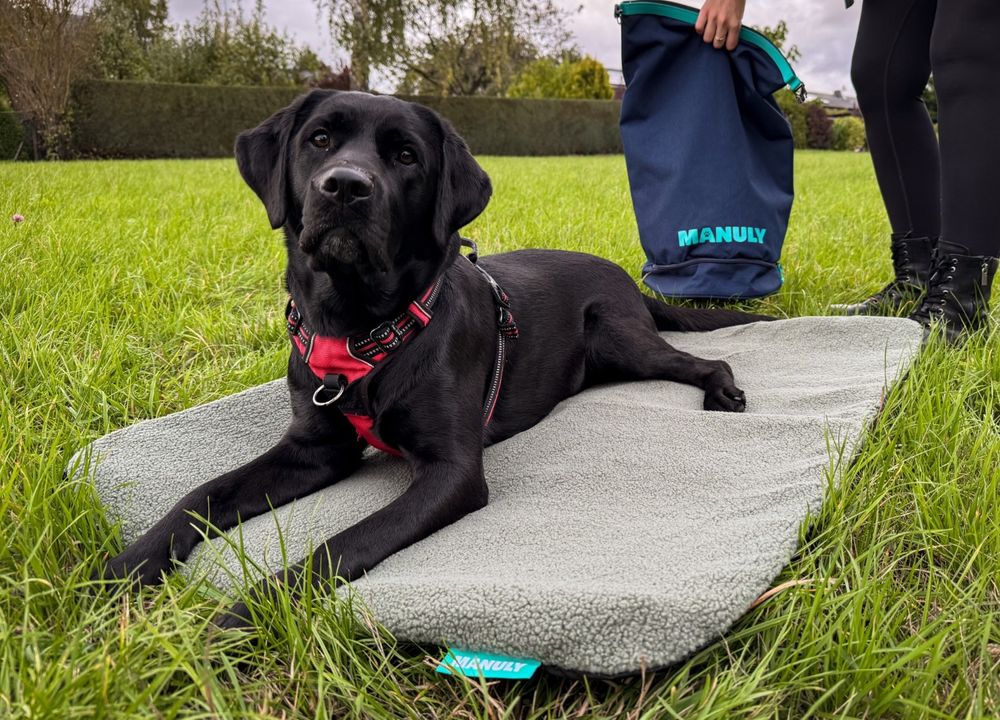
xmin=509 ymin=55 xmax=614 ymax=100
xmin=775 ymin=89 xmax=807 ymax=149
xmin=832 ymin=116 xmax=867 ymax=151
xmin=567 ymin=57 xmax=615 ymax=100
xmin=0 ymin=111 xmax=27 ymax=160
xmin=805 ymin=101 xmax=834 ymax=150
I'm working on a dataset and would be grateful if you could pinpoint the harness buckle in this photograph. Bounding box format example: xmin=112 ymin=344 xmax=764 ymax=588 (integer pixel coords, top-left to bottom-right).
xmin=370 ymin=320 xmax=403 ymax=353
xmin=286 ymin=301 xmax=303 ymax=335
xmin=312 ymin=373 xmax=346 ymax=407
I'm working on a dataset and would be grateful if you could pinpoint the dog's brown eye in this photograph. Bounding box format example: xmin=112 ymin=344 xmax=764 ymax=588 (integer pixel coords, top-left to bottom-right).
xmin=398 ymin=149 xmax=417 ymax=165
xmin=310 ymin=131 xmax=330 ymax=149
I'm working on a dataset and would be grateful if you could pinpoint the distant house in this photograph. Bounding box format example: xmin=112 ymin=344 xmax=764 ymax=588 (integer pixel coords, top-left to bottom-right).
xmin=809 ymin=90 xmax=859 ymax=116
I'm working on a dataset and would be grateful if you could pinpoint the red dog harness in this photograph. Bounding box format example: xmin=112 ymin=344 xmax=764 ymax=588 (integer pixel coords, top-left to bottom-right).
xmin=286 ymin=244 xmax=517 ymax=456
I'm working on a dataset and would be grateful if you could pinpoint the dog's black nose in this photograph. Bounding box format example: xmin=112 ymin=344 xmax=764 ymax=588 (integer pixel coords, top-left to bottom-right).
xmin=317 ymin=166 xmax=373 ymax=204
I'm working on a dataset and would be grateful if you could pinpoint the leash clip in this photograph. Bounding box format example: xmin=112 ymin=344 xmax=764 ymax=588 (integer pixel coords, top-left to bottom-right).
xmin=460 ymin=237 xmax=479 ymax=264
xmin=497 ymin=307 xmax=519 ymax=338
xmin=312 ymin=373 xmax=346 ymax=406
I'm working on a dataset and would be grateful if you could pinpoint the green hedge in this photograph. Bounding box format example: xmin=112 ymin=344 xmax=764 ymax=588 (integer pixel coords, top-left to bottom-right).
xmin=69 ymin=80 xmax=623 ymax=158
xmin=0 ymin=112 xmax=27 ymax=160
xmin=70 ymin=81 xmax=303 ymax=158
xmin=396 ymin=95 xmax=622 ymax=155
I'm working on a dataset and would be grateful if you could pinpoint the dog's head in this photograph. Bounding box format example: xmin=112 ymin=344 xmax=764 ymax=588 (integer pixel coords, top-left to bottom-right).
xmin=235 ymin=91 xmax=491 ymax=288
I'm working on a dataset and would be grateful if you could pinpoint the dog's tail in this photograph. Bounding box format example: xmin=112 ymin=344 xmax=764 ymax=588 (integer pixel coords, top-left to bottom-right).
xmin=642 ymin=295 xmax=773 ymax=332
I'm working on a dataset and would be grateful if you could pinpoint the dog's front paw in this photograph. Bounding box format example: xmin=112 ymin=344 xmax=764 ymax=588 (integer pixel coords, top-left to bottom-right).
xmin=214 ymin=600 xmax=255 ymax=630
xmin=703 ymin=383 xmax=747 ymax=412
xmin=93 ymin=544 xmax=171 ymax=588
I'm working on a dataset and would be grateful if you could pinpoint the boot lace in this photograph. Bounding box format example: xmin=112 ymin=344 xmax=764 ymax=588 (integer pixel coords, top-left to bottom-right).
xmin=911 ymin=250 xmax=957 ymax=323
xmin=891 ymin=242 xmax=913 ymax=284
xmin=864 ymin=243 xmax=917 ymax=303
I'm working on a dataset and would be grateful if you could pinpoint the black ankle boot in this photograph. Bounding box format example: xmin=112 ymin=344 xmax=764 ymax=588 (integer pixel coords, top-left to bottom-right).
xmin=909 ymin=240 xmax=998 ymax=343
xmin=832 ymin=234 xmax=934 ymax=316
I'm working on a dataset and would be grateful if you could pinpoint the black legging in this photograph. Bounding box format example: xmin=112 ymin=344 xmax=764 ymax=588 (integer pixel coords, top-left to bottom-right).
xmin=851 ymin=0 xmax=1000 ymax=257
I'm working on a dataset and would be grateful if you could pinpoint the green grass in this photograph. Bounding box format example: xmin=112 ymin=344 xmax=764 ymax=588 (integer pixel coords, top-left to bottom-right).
xmin=1 ymin=153 xmax=998 ymax=719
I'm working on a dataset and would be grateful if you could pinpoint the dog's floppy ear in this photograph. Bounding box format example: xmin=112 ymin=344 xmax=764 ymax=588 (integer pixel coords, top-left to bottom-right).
xmin=235 ymin=90 xmax=329 ymax=229
xmin=432 ymin=116 xmax=492 ymax=251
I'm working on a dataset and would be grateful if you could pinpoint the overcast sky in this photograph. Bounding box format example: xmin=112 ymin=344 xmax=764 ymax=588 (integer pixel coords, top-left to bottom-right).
xmin=167 ymin=0 xmax=861 ymax=95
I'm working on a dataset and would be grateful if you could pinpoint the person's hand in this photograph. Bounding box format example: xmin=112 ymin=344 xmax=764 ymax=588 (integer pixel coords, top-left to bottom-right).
xmin=695 ymin=0 xmax=746 ymax=51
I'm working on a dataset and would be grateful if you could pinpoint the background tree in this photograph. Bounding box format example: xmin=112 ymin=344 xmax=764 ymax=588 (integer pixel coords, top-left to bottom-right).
xmin=319 ymin=0 xmax=574 ymax=95
xmin=508 ymin=54 xmax=613 ymax=100
xmin=805 ymin=100 xmax=833 ymax=149
xmin=396 ymin=31 xmax=539 ymax=96
xmin=315 ymin=0 xmax=407 ymax=91
xmin=292 ymin=48 xmax=335 ymax=87
xmin=0 ymin=0 xmax=96 ymax=158
xmin=91 ymin=0 xmax=168 ymax=80
xmin=100 ymin=0 xmax=329 ymax=87
xmin=399 ymin=0 xmax=573 ymax=97
xmin=753 ymin=19 xmax=800 ymax=63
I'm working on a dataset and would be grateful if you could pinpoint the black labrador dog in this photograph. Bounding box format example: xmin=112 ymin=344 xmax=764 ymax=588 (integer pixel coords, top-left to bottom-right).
xmin=97 ymin=90 xmax=771 ymax=626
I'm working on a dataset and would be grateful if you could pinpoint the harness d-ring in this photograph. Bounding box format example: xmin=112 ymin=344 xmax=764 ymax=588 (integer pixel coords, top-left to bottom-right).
xmin=312 ymin=374 xmax=346 ymax=406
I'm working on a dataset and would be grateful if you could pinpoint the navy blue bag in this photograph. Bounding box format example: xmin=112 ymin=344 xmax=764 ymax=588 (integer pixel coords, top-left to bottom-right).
xmin=616 ymin=1 xmax=804 ymax=299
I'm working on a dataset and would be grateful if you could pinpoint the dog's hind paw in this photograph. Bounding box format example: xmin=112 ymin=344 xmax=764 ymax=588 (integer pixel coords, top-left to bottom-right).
xmin=703 ymin=384 xmax=747 ymax=412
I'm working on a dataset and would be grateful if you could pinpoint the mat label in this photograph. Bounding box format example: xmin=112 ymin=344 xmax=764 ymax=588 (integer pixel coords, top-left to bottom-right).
xmin=436 ymin=647 xmax=540 ymax=679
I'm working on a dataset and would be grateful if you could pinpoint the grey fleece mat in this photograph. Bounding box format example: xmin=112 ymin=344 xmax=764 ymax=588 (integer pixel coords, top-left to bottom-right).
xmin=77 ymin=316 xmax=923 ymax=676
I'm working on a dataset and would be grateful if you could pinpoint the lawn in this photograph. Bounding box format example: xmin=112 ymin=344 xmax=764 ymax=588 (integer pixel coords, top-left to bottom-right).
xmin=1 ymin=153 xmax=998 ymax=718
